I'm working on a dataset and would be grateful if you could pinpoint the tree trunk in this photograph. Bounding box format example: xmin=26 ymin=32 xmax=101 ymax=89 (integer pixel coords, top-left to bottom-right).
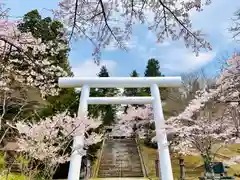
xmin=202 ymin=155 xmax=215 ymax=180
xmin=179 ymin=155 xmax=185 ymax=180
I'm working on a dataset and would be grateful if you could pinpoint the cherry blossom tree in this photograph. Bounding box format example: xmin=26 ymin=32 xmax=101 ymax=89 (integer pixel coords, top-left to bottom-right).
xmin=153 ymin=53 xmax=240 ymax=173
xmin=0 ymin=20 xmax=72 ymax=134
xmin=167 ymin=53 xmax=240 ymax=139
xmin=9 ymin=111 xmax=103 ymax=179
xmin=54 ymin=0 xmax=212 ymax=61
xmin=111 ymin=105 xmax=153 ymax=137
xmin=0 ymin=20 xmax=69 ymax=98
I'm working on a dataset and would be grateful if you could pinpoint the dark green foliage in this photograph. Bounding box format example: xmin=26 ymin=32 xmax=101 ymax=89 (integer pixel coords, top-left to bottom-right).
xmin=143 ymin=122 xmax=157 ymax=149
xmin=88 ymin=66 xmax=119 ymax=125
xmin=17 ymin=9 xmax=72 ymax=75
xmin=97 ymin=66 xmax=109 ymax=77
xmin=144 ymin=58 xmax=168 ymax=100
xmin=124 ymin=70 xmax=139 ymax=97
xmin=144 ymin=137 xmax=158 ymax=149
xmin=38 ymin=88 xmax=79 ymax=118
xmin=144 ymin=59 xmax=162 ymax=77
xmin=87 ymin=141 xmax=103 ymax=161
xmin=16 ymin=9 xmax=77 ymax=118
xmin=123 ymin=70 xmax=146 ymax=109
xmin=101 ymin=105 xmax=117 ymax=125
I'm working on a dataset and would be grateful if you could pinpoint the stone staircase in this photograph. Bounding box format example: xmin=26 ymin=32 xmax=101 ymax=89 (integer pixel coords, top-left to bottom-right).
xmin=97 ymin=138 xmax=144 ymax=178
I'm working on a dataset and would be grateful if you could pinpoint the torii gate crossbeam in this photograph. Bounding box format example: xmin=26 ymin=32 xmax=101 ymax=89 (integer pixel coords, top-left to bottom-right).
xmin=58 ymin=76 xmax=182 ymax=180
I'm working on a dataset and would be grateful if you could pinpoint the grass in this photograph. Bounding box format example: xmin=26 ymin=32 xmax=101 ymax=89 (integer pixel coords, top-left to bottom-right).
xmin=215 ymin=144 xmax=240 ymax=157
xmin=0 ymin=173 xmax=26 ymax=180
xmin=139 ymin=141 xmax=240 ymax=180
xmin=0 ymin=153 xmax=30 ymax=180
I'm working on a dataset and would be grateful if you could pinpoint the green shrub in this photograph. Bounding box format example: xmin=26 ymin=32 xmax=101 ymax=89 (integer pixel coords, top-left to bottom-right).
xmin=144 ymin=137 xmax=157 ymax=149
xmin=87 ymin=141 xmax=103 ymax=161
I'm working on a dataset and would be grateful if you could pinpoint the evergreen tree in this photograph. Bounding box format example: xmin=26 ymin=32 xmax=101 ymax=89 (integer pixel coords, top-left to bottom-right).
xmin=124 ymin=70 xmax=139 ymax=97
xmin=144 ymin=58 xmax=161 ymax=77
xmin=17 ymin=10 xmax=72 ymax=75
xmin=17 ymin=10 xmax=79 ymax=118
xmin=143 ymin=58 xmax=168 ymax=100
xmin=131 ymin=70 xmax=139 ymax=77
xmin=123 ymin=70 xmax=145 ymax=109
xmin=98 ymin=66 xmax=109 ymax=77
xmin=88 ymin=66 xmax=118 ymax=125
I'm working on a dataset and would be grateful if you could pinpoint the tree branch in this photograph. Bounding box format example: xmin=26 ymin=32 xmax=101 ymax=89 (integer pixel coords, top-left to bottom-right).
xmin=0 ymin=92 xmax=7 ymax=130
xmin=69 ymin=0 xmax=79 ymax=42
xmin=98 ymin=0 xmax=125 ymax=49
xmin=158 ymin=0 xmax=206 ymax=47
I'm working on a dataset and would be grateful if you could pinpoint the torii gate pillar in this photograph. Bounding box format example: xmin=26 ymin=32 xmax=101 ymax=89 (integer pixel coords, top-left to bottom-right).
xmin=59 ymin=76 xmax=182 ymax=180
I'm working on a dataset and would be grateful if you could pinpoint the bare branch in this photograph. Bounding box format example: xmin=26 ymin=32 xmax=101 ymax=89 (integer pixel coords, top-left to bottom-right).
xmin=69 ymin=0 xmax=79 ymax=42
xmin=0 ymin=91 xmax=7 ymax=129
xmin=98 ymin=0 xmax=125 ymax=49
xmin=55 ymin=0 xmax=212 ymax=57
xmin=158 ymin=0 xmax=206 ymax=48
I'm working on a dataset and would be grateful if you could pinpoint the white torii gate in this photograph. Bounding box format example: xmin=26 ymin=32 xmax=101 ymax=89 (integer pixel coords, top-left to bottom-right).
xmin=58 ymin=76 xmax=182 ymax=180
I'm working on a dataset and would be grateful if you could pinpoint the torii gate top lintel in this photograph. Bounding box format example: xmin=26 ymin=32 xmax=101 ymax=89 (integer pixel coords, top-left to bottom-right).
xmin=58 ymin=76 xmax=182 ymax=88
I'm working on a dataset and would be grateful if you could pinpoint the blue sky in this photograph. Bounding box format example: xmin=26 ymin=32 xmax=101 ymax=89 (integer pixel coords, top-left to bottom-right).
xmin=5 ymin=0 xmax=240 ymax=77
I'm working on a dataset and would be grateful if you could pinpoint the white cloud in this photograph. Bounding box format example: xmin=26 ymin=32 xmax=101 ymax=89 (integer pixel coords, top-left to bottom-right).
xmin=72 ymin=59 xmax=117 ymax=77
xmin=162 ymin=50 xmax=216 ymax=73
xmin=105 ymin=36 xmax=137 ymax=51
xmin=130 ymin=0 xmax=240 ymax=75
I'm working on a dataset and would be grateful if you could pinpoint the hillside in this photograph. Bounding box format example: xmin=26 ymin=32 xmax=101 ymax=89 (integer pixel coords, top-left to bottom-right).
xmin=139 ymin=141 xmax=240 ymax=180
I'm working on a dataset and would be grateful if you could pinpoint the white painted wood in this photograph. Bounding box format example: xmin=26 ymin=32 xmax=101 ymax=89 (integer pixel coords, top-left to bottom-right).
xmin=87 ymin=97 xmax=154 ymax=104
xmin=59 ymin=77 xmax=181 ymax=88
xmin=58 ymin=77 xmax=181 ymax=180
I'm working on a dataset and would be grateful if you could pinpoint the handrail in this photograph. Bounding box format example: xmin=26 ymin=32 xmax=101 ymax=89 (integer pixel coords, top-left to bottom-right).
xmin=93 ymin=137 xmax=106 ymax=178
xmin=135 ymin=135 xmax=148 ymax=177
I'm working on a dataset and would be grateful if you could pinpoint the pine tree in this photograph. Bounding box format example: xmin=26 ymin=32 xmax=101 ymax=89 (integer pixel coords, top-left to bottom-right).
xmin=123 ymin=70 xmax=145 ymax=109
xmin=144 ymin=58 xmax=161 ymax=77
xmin=124 ymin=70 xmax=139 ymax=97
xmin=17 ymin=9 xmax=72 ymax=75
xmin=88 ymin=66 xmax=118 ymax=125
xmin=144 ymin=58 xmax=168 ymax=100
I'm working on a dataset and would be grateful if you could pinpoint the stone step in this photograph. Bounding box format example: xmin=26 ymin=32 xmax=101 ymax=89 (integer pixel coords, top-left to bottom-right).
xmin=99 ymin=163 xmax=142 ymax=168
xmin=100 ymin=158 xmax=141 ymax=161
xmin=98 ymin=164 xmax=142 ymax=168
xmin=97 ymin=138 xmax=143 ymax=178
xmin=97 ymin=172 xmax=144 ymax=178
xmin=98 ymin=171 xmax=143 ymax=174
xmin=98 ymin=166 xmax=142 ymax=170
xmin=98 ymin=168 xmax=143 ymax=172
xmin=90 ymin=178 xmax=148 ymax=180
xmin=97 ymin=173 xmax=144 ymax=177
xmin=100 ymin=159 xmax=141 ymax=162
xmin=99 ymin=164 xmax=142 ymax=167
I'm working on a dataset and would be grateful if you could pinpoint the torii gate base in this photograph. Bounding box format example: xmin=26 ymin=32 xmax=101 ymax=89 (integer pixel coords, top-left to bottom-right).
xmin=59 ymin=77 xmax=182 ymax=180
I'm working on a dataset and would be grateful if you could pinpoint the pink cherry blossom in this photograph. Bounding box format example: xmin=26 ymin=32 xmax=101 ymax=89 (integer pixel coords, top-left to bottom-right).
xmin=13 ymin=112 xmax=103 ymax=165
xmin=0 ymin=20 xmax=68 ymax=97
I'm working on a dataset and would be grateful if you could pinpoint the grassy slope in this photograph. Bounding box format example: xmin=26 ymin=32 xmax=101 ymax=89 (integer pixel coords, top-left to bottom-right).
xmin=0 ymin=174 xmax=26 ymax=180
xmin=139 ymin=142 xmax=240 ymax=180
